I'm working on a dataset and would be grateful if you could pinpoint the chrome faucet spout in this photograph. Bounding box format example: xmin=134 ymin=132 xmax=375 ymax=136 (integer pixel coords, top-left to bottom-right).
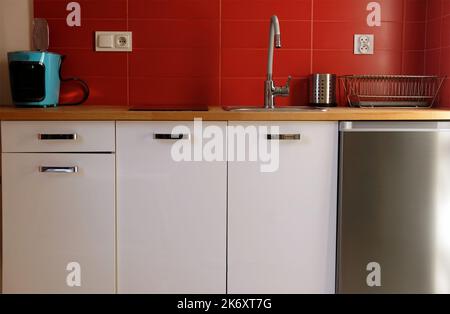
xmin=267 ymin=15 xmax=281 ymax=80
xmin=265 ymin=15 xmax=291 ymax=109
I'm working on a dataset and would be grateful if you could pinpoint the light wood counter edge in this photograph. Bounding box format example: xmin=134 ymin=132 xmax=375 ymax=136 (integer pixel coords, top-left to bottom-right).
xmin=1 ymin=106 xmax=450 ymax=121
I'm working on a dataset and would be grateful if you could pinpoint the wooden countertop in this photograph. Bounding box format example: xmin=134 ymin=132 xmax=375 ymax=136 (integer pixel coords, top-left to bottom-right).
xmin=1 ymin=105 xmax=450 ymax=121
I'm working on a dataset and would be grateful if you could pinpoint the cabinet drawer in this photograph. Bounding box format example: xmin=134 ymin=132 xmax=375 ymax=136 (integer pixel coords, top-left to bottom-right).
xmin=1 ymin=121 xmax=115 ymax=153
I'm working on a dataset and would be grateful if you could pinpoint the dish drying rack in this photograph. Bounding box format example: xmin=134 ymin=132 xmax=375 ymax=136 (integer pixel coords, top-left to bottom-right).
xmin=340 ymin=75 xmax=445 ymax=108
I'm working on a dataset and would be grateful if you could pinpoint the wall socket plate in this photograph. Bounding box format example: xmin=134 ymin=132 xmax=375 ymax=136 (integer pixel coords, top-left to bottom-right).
xmin=354 ymin=34 xmax=374 ymax=55
xmin=95 ymin=31 xmax=132 ymax=52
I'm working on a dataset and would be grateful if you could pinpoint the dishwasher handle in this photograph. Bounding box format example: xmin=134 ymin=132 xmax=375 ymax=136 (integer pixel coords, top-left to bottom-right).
xmin=340 ymin=121 xmax=450 ymax=132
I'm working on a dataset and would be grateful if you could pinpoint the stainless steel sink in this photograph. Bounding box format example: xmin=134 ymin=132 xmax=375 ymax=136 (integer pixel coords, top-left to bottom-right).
xmin=223 ymin=106 xmax=329 ymax=112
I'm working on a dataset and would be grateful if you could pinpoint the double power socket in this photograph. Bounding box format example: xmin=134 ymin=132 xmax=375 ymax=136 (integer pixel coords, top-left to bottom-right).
xmin=354 ymin=34 xmax=374 ymax=55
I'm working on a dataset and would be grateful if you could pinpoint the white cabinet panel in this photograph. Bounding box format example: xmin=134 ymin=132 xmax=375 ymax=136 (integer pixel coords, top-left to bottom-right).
xmin=117 ymin=121 xmax=226 ymax=293
xmin=227 ymin=121 xmax=338 ymax=293
xmin=2 ymin=153 xmax=115 ymax=293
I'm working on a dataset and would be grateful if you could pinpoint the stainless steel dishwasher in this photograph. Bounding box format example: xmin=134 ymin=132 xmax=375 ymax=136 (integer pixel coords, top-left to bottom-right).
xmin=338 ymin=121 xmax=450 ymax=293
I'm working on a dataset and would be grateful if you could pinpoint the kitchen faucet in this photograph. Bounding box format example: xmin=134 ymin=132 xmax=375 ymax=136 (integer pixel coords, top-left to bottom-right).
xmin=265 ymin=15 xmax=291 ymax=109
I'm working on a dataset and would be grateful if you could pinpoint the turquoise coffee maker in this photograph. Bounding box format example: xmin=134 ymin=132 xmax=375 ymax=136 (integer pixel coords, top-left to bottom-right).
xmin=7 ymin=19 xmax=89 ymax=107
xmin=8 ymin=51 xmax=62 ymax=107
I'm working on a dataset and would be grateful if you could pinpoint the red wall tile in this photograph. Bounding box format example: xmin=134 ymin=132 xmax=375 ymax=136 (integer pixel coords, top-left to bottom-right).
xmin=424 ymin=49 xmax=441 ymax=74
xmin=221 ymin=20 xmax=311 ymax=49
xmin=222 ymin=49 xmax=310 ymax=77
xmin=424 ymin=0 xmax=450 ymax=107
xmin=405 ymin=0 xmax=427 ymax=21
xmin=427 ymin=0 xmax=442 ymax=19
xmin=55 ymin=48 xmax=127 ymax=77
xmin=426 ymin=18 xmax=442 ymax=49
xmin=442 ymin=15 xmax=450 ymax=48
xmin=129 ymin=77 xmax=219 ymax=106
xmin=403 ymin=22 xmax=426 ymax=50
xmin=128 ymin=0 xmax=220 ymax=19
xmin=313 ymin=21 xmax=403 ymax=50
xmin=403 ymin=51 xmax=425 ymax=74
xmin=129 ymin=49 xmax=219 ymax=78
xmin=314 ymin=0 xmax=404 ymax=22
xmin=46 ymin=19 xmax=127 ymax=48
xmin=59 ymin=77 xmax=127 ymax=106
xmin=444 ymin=0 xmax=450 ymax=15
xmin=440 ymin=79 xmax=450 ymax=107
xmin=34 ymin=0 xmax=127 ymax=19
xmin=312 ymin=50 xmax=403 ymax=75
xmin=34 ymin=0 xmax=436 ymax=107
xmin=221 ymin=0 xmax=312 ymax=20
xmin=442 ymin=47 xmax=450 ymax=75
xmin=129 ymin=20 xmax=219 ymax=49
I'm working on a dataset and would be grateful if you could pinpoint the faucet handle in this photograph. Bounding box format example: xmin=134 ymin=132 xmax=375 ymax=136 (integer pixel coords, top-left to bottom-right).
xmin=284 ymin=75 xmax=292 ymax=89
xmin=278 ymin=75 xmax=291 ymax=96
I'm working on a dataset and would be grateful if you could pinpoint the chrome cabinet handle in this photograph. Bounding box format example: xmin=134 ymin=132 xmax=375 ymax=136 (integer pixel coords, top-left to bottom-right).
xmin=266 ymin=134 xmax=301 ymax=140
xmin=38 ymin=133 xmax=78 ymax=140
xmin=153 ymin=133 xmax=190 ymax=140
xmin=39 ymin=166 xmax=78 ymax=173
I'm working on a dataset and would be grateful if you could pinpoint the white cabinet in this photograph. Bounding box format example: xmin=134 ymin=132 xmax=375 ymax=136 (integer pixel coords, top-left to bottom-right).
xmin=227 ymin=121 xmax=338 ymax=293
xmin=2 ymin=121 xmax=116 ymax=293
xmin=2 ymin=153 xmax=115 ymax=293
xmin=117 ymin=121 xmax=226 ymax=293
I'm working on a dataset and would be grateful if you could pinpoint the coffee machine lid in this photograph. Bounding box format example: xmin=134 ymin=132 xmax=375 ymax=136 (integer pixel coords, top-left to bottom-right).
xmin=33 ymin=18 xmax=49 ymax=51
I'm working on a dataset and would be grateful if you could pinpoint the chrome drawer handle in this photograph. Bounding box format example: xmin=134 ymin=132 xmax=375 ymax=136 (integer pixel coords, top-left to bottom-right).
xmin=153 ymin=133 xmax=190 ymax=140
xmin=39 ymin=166 xmax=78 ymax=173
xmin=266 ymin=134 xmax=301 ymax=140
xmin=38 ymin=133 xmax=78 ymax=140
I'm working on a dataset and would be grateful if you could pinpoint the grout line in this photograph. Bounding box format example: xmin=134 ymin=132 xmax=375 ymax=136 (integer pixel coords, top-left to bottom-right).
xmin=438 ymin=0 xmax=444 ymax=78
xmin=219 ymin=0 xmax=222 ymax=108
xmin=423 ymin=0 xmax=429 ymax=74
xmin=310 ymin=0 xmax=314 ymax=74
xmin=401 ymin=0 xmax=406 ymax=73
xmin=438 ymin=0 xmax=445 ymax=105
xmin=126 ymin=0 xmax=130 ymax=107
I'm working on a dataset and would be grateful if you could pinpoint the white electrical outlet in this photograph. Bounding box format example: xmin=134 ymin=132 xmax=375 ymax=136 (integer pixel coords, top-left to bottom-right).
xmin=95 ymin=31 xmax=132 ymax=52
xmin=354 ymin=34 xmax=374 ymax=55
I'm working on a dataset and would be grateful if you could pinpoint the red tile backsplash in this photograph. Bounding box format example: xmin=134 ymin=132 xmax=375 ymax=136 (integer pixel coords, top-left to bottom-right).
xmin=221 ymin=0 xmax=312 ymax=20
xmin=59 ymin=77 xmax=127 ymax=106
xmin=402 ymin=50 xmax=425 ymax=74
xmin=129 ymin=77 xmax=219 ymax=106
xmin=313 ymin=0 xmax=404 ymax=22
xmin=221 ymin=20 xmax=311 ymax=49
xmin=128 ymin=0 xmax=220 ymax=19
xmin=405 ymin=0 xmax=427 ymax=22
xmin=424 ymin=0 xmax=450 ymax=107
xmin=34 ymin=0 xmax=441 ymax=107
xmin=312 ymin=50 xmax=403 ymax=75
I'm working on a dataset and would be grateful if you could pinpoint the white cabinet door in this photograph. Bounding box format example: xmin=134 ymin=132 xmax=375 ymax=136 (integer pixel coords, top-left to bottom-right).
xmin=2 ymin=153 xmax=115 ymax=293
xmin=117 ymin=121 xmax=226 ymax=293
xmin=227 ymin=121 xmax=338 ymax=294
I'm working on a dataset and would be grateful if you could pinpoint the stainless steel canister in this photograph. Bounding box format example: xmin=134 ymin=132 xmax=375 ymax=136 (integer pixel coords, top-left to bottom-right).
xmin=310 ymin=73 xmax=337 ymax=107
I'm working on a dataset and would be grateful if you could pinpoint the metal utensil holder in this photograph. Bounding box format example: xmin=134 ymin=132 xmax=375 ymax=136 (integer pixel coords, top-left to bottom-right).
xmin=310 ymin=73 xmax=337 ymax=107
xmin=340 ymin=75 xmax=445 ymax=108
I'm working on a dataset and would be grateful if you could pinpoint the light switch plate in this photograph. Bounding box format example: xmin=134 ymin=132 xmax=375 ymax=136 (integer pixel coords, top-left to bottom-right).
xmin=95 ymin=31 xmax=132 ymax=52
xmin=354 ymin=34 xmax=374 ymax=55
